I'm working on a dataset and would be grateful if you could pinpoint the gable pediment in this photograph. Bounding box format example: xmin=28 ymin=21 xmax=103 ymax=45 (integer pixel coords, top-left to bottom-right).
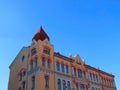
xmin=74 ymin=54 xmax=84 ymax=65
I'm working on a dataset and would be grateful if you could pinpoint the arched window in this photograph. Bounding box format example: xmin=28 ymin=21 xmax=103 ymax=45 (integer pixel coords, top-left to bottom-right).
xmin=45 ymin=76 xmax=49 ymax=89
xmin=21 ymin=55 xmax=25 ymax=63
xmin=67 ymin=81 xmax=71 ymax=90
xmin=57 ymin=79 xmax=61 ymax=90
xmin=78 ymin=69 xmax=82 ymax=78
xmin=63 ymin=80 xmax=66 ymax=90
xmin=80 ymin=84 xmax=84 ymax=90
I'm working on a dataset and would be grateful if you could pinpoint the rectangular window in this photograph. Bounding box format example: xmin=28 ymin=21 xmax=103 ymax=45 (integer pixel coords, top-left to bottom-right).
xmin=76 ymin=84 xmax=78 ymax=90
xmin=78 ymin=69 xmax=82 ymax=78
xmin=23 ymin=71 xmax=26 ymax=77
xmin=45 ymin=76 xmax=49 ymax=89
xmin=30 ymin=61 xmax=33 ymax=70
xmin=42 ymin=57 xmax=46 ymax=67
xmin=93 ymin=75 xmax=96 ymax=81
xmin=34 ymin=59 xmax=37 ymax=68
xmin=84 ymin=72 xmax=87 ymax=79
xmin=90 ymin=74 xmax=92 ymax=80
xmin=61 ymin=64 xmax=64 ymax=72
xmin=96 ymin=76 xmax=98 ymax=82
xmin=48 ymin=59 xmax=51 ymax=68
xmin=19 ymin=73 xmax=22 ymax=81
xmin=31 ymin=77 xmax=35 ymax=89
xmin=22 ymin=82 xmax=25 ymax=90
xmin=66 ymin=65 xmax=69 ymax=74
xmin=80 ymin=84 xmax=84 ymax=90
xmin=92 ymin=87 xmax=94 ymax=90
xmin=57 ymin=79 xmax=61 ymax=90
xmin=62 ymin=80 xmax=66 ymax=90
xmin=67 ymin=81 xmax=71 ymax=90
xmin=56 ymin=62 xmax=60 ymax=71
xmin=73 ymin=68 xmax=76 ymax=76
xmin=43 ymin=48 xmax=50 ymax=55
xmin=31 ymin=48 xmax=36 ymax=56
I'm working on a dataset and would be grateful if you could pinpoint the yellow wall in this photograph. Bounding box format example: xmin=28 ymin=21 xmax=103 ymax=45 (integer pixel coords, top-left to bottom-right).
xmin=8 ymin=39 xmax=116 ymax=90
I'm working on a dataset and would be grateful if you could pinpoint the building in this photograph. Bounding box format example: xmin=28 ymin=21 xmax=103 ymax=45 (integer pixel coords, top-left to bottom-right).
xmin=8 ymin=26 xmax=116 ymax=90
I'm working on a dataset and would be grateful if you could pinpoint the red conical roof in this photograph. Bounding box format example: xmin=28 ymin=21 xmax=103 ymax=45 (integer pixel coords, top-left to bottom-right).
xmin=32 ymin=26 xmax=50 ymax=41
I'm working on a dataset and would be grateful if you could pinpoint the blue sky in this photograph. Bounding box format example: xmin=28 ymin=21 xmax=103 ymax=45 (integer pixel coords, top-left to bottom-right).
xmin=0 ymin=0 xmax=120 ymax=90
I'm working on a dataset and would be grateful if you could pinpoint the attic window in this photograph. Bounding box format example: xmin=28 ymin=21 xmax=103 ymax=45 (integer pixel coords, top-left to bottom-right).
xmin=43 ymin=48 xmax=50 ymax=55
xmin=76 ymin=60 xmax=81 ymax=65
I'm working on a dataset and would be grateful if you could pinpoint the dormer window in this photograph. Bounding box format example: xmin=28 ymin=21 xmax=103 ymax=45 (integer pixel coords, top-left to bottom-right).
xmin=43 ymin=48 xmax=50 ymax=55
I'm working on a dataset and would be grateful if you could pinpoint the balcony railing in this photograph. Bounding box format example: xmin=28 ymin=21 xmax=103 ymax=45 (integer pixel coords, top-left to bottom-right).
xmin=28 ymin=67 xmax=54 ymax=77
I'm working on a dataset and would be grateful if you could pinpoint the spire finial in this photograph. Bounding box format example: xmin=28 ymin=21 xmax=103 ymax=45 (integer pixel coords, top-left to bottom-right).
xmin=37 ymin=26 xmax=43 ymax=33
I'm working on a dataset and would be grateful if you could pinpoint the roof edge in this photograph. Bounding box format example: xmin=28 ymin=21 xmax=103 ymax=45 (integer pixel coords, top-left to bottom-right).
xmin=9 ymin=46 xmax=29 ymax=69
xmin=85 ymin=64 xmax=115 ymax=77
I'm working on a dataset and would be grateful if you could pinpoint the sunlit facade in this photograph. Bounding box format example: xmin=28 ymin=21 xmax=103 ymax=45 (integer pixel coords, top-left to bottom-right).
xmin=8 ymin=27 xmax=116 ymax=90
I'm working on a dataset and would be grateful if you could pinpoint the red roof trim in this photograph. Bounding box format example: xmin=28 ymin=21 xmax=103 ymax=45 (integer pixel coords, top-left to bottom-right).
xmin=85 ymin=64 xmax=114 ymax=77
xmin=54 ymin=52 xmax=74 ymax=62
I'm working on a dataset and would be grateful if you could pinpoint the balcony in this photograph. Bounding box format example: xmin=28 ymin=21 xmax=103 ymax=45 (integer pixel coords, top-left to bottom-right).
xmin=28 ymin=67 xmax=54 ymax=77
xmin=74 ymin=77 xmax=88 ymax=85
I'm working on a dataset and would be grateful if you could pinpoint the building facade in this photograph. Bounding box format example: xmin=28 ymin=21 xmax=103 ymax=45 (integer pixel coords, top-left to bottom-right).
xmin=8 ymin=27 xmax=116 ymax=90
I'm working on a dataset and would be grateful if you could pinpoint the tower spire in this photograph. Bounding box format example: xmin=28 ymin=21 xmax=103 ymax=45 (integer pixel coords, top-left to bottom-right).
xmin=32 ymin=26 xmax=50 ymax=41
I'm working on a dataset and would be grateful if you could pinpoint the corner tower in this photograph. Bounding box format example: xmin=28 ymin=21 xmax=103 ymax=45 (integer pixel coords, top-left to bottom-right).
xmin=27 ymin=26 xmax=55 ymax=90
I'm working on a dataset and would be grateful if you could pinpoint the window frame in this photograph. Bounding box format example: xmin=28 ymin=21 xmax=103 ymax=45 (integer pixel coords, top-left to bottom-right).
xmin=42 ymin=57 xmax=46 ymax=67
xmin=43 ymin=48 xmax=50 ymax=55
xmin=45 ymin=76 xmax=49 ymax=88
xmin=31 ymin=48 xmax=36 ymax=56
xmin=56 ymin=62 xmax=60 ymax=71
xmin=66 ymin=65 xmax=69 ymax=74
xmin=78 ymin=69 xmax=82 ymax=78
xmin=57 ymin=79 xmax=61 ymax=90
xmin=48 ymin=59 xmax=51 ymax=68
xmin=31 ymin=76 xmax=35 ymax=89
xmin=61 ymin=64 xmax=65 ymax=73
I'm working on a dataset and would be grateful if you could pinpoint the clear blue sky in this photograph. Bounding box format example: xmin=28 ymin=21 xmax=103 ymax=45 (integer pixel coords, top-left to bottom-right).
xmin=0 ymin=0 xmax=120 ymax=90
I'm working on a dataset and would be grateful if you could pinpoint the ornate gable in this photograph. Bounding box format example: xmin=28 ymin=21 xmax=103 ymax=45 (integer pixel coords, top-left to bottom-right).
xmin=74 ymin=54 xmax=84 ymax=66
